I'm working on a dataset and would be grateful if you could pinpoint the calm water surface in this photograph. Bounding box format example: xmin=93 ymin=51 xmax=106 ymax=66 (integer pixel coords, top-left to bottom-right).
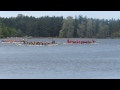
xmin=0 ymin=38 xmax=120 ymax=79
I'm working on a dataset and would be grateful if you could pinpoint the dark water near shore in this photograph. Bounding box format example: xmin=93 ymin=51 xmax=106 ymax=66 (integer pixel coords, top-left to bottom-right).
xmin=0 ymin=38 xmax=120 ymax=79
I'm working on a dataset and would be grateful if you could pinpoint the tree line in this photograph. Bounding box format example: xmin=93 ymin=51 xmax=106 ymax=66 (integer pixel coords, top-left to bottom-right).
xmin=0 ymin=14 xmax=120 ymax=38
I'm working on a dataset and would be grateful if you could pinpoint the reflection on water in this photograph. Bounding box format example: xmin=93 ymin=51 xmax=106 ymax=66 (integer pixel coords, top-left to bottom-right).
xmin=0 ymin=38 xmax=120 ymax=79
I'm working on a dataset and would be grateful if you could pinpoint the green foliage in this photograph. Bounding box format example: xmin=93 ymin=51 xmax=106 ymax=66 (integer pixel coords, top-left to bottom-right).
xmin=77 ymin=21 xmax=85 ymax=37
xmin=2 ymin=26 xmax=9 ymax=37
xmin=0 ymin=21 xmax=23 ymax=38
xmin=59 ymin=16 xmax=74 ymax=38
xmin=111 ymin=30 xmax=120 ymax=37
xmin=86 ymin=19 xmax=93 ymax=38
xmin=1 ymin=14 xmax=120 ymax=38
xmin=0 ymin=35 xmax=4 ymax=38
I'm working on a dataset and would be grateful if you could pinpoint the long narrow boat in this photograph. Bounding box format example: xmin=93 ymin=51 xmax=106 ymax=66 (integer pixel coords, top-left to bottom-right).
xmin=67 ymin=39 xmax=96 ymax=44
xmin=1 ymin=39 xmax=24 ymax=44
xmin=22 ymin=40 xmax=59 ymax=46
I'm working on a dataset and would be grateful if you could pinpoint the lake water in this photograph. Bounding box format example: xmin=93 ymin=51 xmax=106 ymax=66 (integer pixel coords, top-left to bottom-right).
xmin=0 ymin=38 xmax=120 ymax=79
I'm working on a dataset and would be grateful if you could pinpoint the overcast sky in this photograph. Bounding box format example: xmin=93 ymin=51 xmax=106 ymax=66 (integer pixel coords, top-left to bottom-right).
xmin=0 ymin=11 xmax=120 ymax=20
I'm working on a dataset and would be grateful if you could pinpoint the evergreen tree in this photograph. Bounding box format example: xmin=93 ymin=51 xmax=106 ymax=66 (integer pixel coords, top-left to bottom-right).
xmin=59 ymin=16 xmax=74 ymax=38
xmin=86 ymin=19 xmax=93 ymax=38
xmin=77 ymin=21 xmax=85 ymax=38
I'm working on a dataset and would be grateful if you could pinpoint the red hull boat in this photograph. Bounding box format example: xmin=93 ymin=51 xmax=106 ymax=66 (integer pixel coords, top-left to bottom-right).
xmin=67 ymin=39 xmax=96 ymax=44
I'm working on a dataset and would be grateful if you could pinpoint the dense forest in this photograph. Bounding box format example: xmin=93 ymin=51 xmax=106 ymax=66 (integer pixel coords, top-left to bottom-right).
xmin=0 ymin=14 xmax=120 ymax=38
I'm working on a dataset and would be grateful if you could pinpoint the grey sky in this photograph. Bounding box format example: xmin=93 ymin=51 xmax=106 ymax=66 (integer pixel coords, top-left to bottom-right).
xmin=0 ymin=11 xmax=120 ymax=20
